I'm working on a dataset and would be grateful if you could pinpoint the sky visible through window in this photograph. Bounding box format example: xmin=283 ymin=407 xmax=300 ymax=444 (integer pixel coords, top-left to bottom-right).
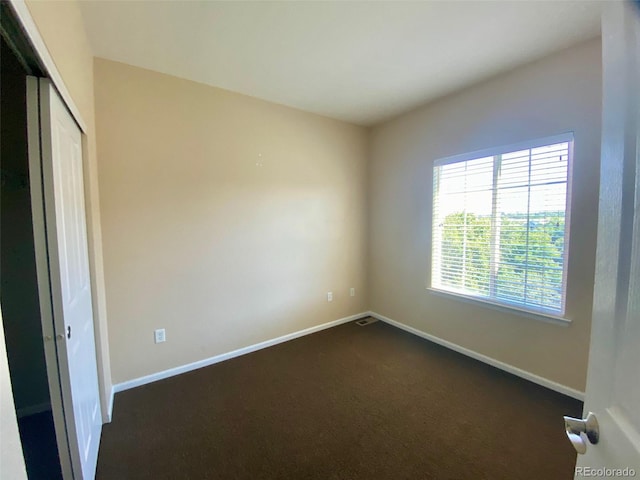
xmin=437 ymin=143 xmax=568 ymax=217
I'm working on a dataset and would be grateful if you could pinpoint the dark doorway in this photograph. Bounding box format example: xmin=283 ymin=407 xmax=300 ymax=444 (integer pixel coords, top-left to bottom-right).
xmin=1 ymin=27 xmax=62 ymax=480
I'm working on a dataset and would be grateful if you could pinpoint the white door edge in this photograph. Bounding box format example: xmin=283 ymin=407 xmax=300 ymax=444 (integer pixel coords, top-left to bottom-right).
xmin=26 ymin=76 xmax=74 ymax=480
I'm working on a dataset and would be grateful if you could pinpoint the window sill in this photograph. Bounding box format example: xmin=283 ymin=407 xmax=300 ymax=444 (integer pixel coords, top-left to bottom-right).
xmin=426 ymin=287 xmax=571 ymax=327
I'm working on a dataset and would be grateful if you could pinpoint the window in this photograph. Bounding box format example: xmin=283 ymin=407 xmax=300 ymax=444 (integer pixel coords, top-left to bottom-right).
xmin=431 ymin=134 xmax=573 ymax=317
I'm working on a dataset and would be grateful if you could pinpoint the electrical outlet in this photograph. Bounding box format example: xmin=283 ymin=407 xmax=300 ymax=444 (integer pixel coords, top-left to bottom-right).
xmin=154 ymin=328 xmax=166 ymax=344
xmin=327 ymin=292 xmax=333 ymax=302
xmin=350 ymin=287 xmax=355 ymax=297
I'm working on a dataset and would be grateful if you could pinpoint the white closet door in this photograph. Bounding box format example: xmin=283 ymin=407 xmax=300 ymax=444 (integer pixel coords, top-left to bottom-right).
xmin=28 ymin=77 xmax=102 ymax=480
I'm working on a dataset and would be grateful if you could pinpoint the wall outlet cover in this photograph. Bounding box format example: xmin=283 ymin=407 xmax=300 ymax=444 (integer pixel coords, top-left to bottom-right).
xmin=154 ymin=329 xmax=166 ymax=344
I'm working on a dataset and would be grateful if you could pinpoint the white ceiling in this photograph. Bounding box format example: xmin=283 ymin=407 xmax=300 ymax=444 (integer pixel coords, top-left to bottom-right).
xmin=79 ymin=1 xmax=602 ymax=126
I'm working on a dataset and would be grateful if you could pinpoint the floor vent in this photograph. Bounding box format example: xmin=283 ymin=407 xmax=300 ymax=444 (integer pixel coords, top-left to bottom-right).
xmin=356 ymin=318 xmax=378 ymax=327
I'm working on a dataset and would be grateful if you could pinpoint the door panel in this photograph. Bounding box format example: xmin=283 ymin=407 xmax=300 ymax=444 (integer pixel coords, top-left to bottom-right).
xmin=28 ymin=77 xmax=102 ymax=479
xmin=575 ymin=1 xmax=640 ymax=474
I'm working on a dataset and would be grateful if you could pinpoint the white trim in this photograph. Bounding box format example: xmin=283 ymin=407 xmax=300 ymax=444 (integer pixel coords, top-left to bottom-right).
xmin=368 ymin=311 xmax=585 ymax=401
xmin=106 ymin=387 xmax=114 ymax=423
xmin=433 ymin=132 xmax=575 ymax=167
xmin=16 ymin=402 xmax=52 ymax=418
xmin=113 ymin=312 xmax=368 ymax=393
xmin=7 ymin=0 xmax=88 ymax=133
xmin=426 ymin=288 xmax=571 ymax=326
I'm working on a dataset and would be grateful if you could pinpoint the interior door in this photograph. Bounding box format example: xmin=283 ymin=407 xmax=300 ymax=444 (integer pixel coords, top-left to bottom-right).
xmin=27 ymin=77 xmax=102 ymax=480
xmin=572 ymin=1 xmax=640 ymax=474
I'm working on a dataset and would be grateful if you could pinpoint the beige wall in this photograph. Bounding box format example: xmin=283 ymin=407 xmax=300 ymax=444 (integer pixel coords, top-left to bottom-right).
xmin=26 ymin=0 xmax=112 ymax=419
xmin=20 ymin=0 xmax=600 ymax=402
xmin=368 ymin=39 xmax=602 ymax=392
xmin=0 ymin=310 xmax=27 ymax=480
xmin=93 ymin=59 xmax=369 ymax=384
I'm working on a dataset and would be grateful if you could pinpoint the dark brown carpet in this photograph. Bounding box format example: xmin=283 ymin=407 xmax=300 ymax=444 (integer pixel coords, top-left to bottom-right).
xmin=97 ymin=319 xmax=581 ymax=479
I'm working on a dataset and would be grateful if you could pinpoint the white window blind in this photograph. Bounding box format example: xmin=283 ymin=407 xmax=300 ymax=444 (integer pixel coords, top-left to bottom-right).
xmin=431 ymin=135 xmax=572 ymax=316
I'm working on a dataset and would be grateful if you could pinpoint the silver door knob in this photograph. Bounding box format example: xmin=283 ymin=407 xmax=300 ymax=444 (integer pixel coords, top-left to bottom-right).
xmin=564 ymin=412 xmax=599 ymax=454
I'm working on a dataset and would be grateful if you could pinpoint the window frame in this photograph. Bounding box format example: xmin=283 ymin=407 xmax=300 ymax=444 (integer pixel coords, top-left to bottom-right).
xmin=428 ymin=132 xmax=574 ymax=324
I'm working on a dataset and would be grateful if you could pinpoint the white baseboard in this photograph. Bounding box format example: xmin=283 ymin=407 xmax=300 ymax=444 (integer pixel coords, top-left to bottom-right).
xmin=105 ymin=386 xmax=115 ymax=423
xmin=112 ymin=310 xmax=583 ymax=403
xmin=16 ymin=402 xmax=51 ymax=418
xmin=368 ymin=311 xmax=585 ymax=401
xmin=113 ymin=312 xmax=369 ymax=394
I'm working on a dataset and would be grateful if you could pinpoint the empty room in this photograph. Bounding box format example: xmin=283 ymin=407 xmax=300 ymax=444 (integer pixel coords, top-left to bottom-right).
xmin=1 ymin=1 xmax=639 ymax=479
